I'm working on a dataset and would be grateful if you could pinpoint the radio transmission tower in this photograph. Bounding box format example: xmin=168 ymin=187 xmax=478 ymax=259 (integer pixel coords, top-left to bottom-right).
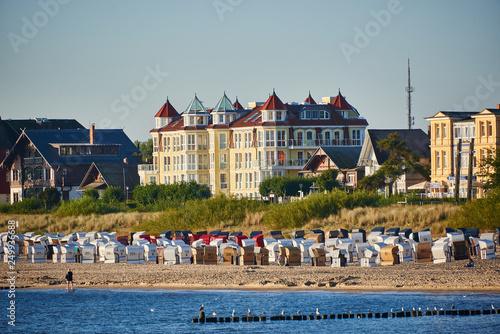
xmin=406 ymin=58 xmax=414 ymax=129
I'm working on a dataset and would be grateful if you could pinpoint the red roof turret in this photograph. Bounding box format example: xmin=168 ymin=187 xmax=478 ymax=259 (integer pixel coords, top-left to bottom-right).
xmin=304 ymin=91 xmax=316 ymax=105
xmin=262 ymin=90 xmax=286 ymax=110
xmin=154 ymin=98 xmax=179 ymax=117
xmin=233 ymin=97 xmax=244 ymax=110
xmin=331 ymin=90 xmax=353 ymax=110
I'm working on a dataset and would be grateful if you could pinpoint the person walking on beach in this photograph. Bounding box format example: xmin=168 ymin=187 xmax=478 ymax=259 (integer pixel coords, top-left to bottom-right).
xmin=66 ymin=269 xmax=74 ymax=292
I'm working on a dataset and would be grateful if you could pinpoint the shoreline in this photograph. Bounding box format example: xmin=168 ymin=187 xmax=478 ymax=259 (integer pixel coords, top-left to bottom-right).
xmin=11 ymin=283 xmax=500 ymax=294
xmin=3 ymin=253 xmax=500 ymax=294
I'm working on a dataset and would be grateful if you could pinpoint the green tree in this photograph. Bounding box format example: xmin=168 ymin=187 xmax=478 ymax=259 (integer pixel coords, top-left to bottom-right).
xmin=358 ymin=170 xmax=386 ymax=191
xmin=38 ymin=187 xmax=61 ymax=209
xmin=477 ymin=148 xmax=500 ymax=190
xmin=82 ymin=188 xmax=99 ymax=201
xmin=101 ymin=186 xmax=123 ymax=204
xmin=133 ymin=181 xmax=211 ymax=208
xmin=259 ymin=175 xmax=316 ymax=198
xmin=359 ymin=132 xmax=430 ymax=195
xmin=316 ymin=169 xmax=340 ymax=192
xmin=133 ymin=138 xmax=153 ymax=163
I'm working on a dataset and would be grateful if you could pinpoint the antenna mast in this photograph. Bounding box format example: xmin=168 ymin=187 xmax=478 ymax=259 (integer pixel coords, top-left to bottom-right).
xmin=406 ymin=58 xmax=414 ymax=129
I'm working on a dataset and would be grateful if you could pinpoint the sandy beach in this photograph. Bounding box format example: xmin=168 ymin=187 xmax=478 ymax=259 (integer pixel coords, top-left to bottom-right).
xmin=3 ymin=253 xmax=499 ymax=293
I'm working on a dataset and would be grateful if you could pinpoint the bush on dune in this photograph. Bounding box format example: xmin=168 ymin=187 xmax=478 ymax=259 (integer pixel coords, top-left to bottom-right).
xmin=448 ymin=189 xmax=500 ymax=230
xmin=54 ymin=197 xmax=123 ymax=217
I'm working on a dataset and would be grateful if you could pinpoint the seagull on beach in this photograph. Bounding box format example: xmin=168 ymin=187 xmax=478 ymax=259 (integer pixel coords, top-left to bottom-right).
xmin=199 ymin=304 xmax=204 ymax=311
xmin=316 ymin=308 xmax=320 ymax=316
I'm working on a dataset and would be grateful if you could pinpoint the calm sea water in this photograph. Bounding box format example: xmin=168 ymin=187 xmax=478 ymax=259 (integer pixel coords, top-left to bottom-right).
xmin=1 ymin=289 xmax=499 ymax=333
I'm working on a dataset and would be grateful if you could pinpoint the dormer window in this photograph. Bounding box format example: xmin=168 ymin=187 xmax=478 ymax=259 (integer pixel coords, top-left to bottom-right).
xmin=301 ymin=109 xmax=329 ymax=120
xmin=276 ymin=111 xmax=283 ymax=121
xmin=268 ymin=111 xmax=274 ymax=121
xmin=219 ymin=115 xmax=224 ymax=123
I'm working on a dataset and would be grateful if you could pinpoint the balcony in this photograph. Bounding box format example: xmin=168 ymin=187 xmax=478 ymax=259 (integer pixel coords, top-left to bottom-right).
xmin=138 ymin=164 xmax=157 ymax=173
xmin=288 ymin=139 xmax=362 ymax=148
xmin=23 ymin=157 xmax=43 ymax=165
xmin=255 ymin=159 xmax=308 ymax=169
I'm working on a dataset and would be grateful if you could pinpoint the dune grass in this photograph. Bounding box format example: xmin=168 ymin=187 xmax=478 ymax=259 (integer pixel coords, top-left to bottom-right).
xmin=3 ymin=189 xmax=497 ymax=238
xmin=1 ymin=202 xmax=463 ymax=238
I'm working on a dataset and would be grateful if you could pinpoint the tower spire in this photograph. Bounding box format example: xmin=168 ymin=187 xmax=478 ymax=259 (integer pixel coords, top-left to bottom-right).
xmin=406 ymin=58 xmax=414 ymax=129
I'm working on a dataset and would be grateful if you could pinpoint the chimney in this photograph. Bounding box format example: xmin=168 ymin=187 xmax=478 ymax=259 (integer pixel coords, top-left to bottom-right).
xmin=427 ymin=125 xmax=431 ymax=139
xmin=90 ymin=123 xmax=95 ymax=144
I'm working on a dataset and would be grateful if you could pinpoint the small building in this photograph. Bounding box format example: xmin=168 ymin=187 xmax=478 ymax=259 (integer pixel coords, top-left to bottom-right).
xmin=78 ymin=161 xmax=140 ymax=199
xmin=0 ymin=124 xmax=140 ymax=202
xmin=357 ymin=129 xmax=431 ymax=194
xmin=301 ymin=146 xmax=363 ymax=189
xmin=0 ymin=118 xmax=83 ymax=204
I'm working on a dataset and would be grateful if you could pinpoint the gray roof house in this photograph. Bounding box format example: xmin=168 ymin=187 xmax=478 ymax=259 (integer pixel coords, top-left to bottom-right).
xmin=357 ymin=129 xmax=431 ymax=193
xmin=0 ymin=124 xmax=140 ymax=202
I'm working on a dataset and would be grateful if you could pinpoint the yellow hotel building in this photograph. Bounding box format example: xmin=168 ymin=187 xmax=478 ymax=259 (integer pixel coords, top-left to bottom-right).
xmin=425 ymin=105 xmax=500 ymax=197
xmin=149 ymin=91 xmax=368 ymax=198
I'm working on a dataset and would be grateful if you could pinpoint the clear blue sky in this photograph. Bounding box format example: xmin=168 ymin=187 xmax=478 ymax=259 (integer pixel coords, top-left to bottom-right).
xmin=1 ymin=0 xmax=499 ymax=141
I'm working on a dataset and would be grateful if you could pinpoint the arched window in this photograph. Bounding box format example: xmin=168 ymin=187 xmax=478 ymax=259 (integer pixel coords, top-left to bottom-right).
xmin=334 ymin=131 xmax=341 ymax=145
xmin=296 ymin=131 xmax=303 ymax=146
xmin=24 ymin=167 xmax=33 ymax=181
xmin=324 ymin=131 xmax=331 ymax=146
xmin=306 ymin=131 xmax=314 ymax=145
xmin=34 ymin=167 xmax=43 ymax=180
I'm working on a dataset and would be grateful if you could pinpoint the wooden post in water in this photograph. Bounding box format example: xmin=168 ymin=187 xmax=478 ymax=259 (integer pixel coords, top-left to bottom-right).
xmin=467 ymin=139 xmax=474 ymax=202
xmin=454 ymin=139 xmax=462 ymax=203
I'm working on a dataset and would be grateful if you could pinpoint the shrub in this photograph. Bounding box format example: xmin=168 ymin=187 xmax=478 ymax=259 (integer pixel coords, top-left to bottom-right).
xmin=38 ymin=187 xmax=61 ymax=210
xmin=101 ymin=186 xmax=123 ymax=204
xmin=133 ymin=181 xmax=211 ymax=210
xmin=262 ymin=190 xmax=387 ymax=230
xmin=54 ymin=197 xmax=123 ymax=217
xmin=316 ymin=169 xmax=340 ymax=192
xmin=82 ymin=188 xmax=99 ymax=201
xmin=448 ymin=189 xmax=500 ymax=230
xmin=0 ymin=197 xmax=45 ymax=214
